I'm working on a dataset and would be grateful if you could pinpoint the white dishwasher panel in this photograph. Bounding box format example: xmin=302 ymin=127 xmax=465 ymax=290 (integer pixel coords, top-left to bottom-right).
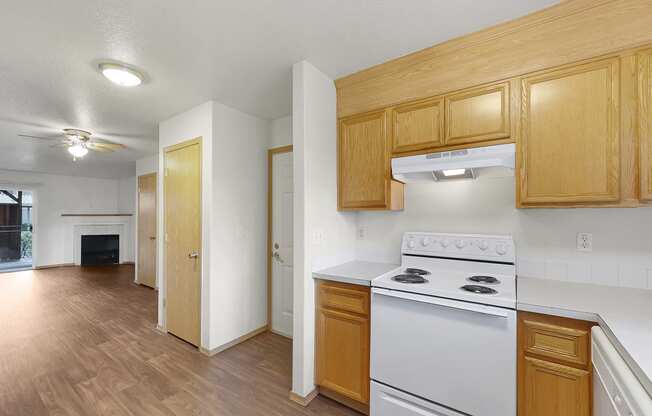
xmin=592 ymin=327 xmax=652 ymax=416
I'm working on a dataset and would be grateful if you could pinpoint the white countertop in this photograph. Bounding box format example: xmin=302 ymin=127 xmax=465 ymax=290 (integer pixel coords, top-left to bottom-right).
xmin=313 ymin=261 xmax=400 ymax=286
xmin=518 ymin=277 xmax=652 ymax=397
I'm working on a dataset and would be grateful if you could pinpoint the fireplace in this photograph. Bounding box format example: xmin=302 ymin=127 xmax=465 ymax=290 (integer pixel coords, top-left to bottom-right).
xmin=81 ymin=234 xmax=119 ymax=266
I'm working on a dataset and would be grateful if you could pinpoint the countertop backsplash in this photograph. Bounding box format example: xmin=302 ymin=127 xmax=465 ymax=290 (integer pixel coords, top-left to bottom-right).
xmin=354 ymin=177 xmax=652 ymax=291
xmin=518 ymin=257 xmax=651 ymax=290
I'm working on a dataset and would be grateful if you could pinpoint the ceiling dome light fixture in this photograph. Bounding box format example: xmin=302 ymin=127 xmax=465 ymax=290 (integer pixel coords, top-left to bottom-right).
xmin=68 ymin=144 xmax=89 ymax=159
xmin=99 ymin=63 xmax=143 ymax=87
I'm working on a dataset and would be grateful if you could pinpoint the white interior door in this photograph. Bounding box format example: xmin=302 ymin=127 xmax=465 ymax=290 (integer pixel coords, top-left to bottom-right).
xmin=271 ymin=150 xmax=293 ymax=338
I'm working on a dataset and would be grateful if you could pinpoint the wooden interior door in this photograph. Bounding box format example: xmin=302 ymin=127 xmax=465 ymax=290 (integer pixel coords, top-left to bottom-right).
xmin=137 ymin=173 xmax=157 ymax=288
xmin=639 ymin=48 xmax=652 ymax=201
xmin=519 ymin=58 xmax=620 ymax=204
xmin=164 ymin=138 xmax=201 ymax=346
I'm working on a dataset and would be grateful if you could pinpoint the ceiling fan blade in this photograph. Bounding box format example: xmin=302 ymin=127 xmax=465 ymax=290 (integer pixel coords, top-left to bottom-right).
xmin=88 ymin=142 xmax=125 ymax=150
xmin=49 ymin=142 xmax=70 ymax=148
xmin=18 ymin=134 xmax=60 ymax=141
xmin=86 ymin=143 xmax=113 ymax=153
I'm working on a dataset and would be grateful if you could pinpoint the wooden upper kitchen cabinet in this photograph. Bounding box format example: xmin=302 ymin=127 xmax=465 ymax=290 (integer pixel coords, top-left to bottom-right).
xmin=315 ymin=280 xmax=370 ymax=411
xmin=639 ymin=48 xmax=652 ymax=201
xmin=444 ymin=81 xmax=510 ymax=146
xmin=338 ymin=109 xmax=404 ymax=211
xmin=518 ymin=57 xmax=621 ymax=206
xmin=518 ymin=311 xmax=594 ymax=416
xmin=392 ymin=96 xmax=444 ymax=154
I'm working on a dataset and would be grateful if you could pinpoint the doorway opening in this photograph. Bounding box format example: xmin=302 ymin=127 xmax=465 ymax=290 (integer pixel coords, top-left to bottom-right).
xmin=268 ymin=145 xmax=293 ymax=338
xmin=0 ymin=190 xmax=33 ymax=272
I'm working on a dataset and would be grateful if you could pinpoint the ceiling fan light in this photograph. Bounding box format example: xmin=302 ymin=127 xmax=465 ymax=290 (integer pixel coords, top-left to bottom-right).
xmin=99 ymin=63 xmax=143 ymax=87
xmin=68 ymin=144 xmax=88 ymax=158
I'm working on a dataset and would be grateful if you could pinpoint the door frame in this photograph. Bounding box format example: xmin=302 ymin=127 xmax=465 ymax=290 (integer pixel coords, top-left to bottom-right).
xmin=163 ymin=136 xmax=203 ymax=346
xmin=136 ymin=172 xmax=157 ymax=288
xmin=267 ymin=145 xmax=293 ymax=333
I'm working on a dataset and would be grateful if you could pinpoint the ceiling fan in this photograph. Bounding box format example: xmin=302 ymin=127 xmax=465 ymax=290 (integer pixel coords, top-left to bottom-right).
xmin=18 ymin=128 xmax=126 ymax=160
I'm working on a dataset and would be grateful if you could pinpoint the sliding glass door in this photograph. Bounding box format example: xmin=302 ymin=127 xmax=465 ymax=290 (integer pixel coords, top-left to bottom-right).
xmin=0 ymin=190 xmax=32 ymax=272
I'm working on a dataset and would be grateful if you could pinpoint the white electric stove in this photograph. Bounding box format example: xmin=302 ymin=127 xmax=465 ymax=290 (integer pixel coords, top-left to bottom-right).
xmin=371 ymin=232 xmax=517 ymax=416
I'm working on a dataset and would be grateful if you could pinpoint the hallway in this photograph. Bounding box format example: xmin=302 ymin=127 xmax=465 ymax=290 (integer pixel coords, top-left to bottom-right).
xmin=0 ymin=265 xmax=358 ymax=415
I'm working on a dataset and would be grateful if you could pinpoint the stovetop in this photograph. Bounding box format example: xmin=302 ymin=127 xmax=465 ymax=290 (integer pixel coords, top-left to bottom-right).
xmin=371 ymin=232 xmax=517 ymax=309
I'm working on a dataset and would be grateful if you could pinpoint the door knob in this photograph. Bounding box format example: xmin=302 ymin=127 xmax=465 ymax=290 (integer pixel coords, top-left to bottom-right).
xmin=188 ymin=251 xmax=199 ymax=259
xmin=149 ymin=236 xmax=156 ymax=240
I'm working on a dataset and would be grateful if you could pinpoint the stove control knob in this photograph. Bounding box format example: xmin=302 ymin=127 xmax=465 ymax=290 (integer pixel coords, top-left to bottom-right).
xmin=455 ymin=240 xmax=466 ymax=249
xmin=421 ymin=237 xmax=431 ymax=247
xmin=478 ymin=240 xmax=489 ymax=251
xmin=407 ymin=239 xmax=416 ymax=249
xmin=495 ymin=244 xmax=508 ymax=256
xmin=440 ymin=239 xmax=450 ymax=248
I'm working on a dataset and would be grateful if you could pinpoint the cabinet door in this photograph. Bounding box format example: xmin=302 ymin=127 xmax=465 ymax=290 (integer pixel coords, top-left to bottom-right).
xmin=316 ymin=307 xmax=370 ymax=404
xmin=522 ymin=357 xmax=590 ymax=416
xmin=392 ymin=97 xmax=444 ymax=154
xmin=639 ymin=49 xmax=652 ymax=201
xmin=338 ymin=110 xmax=395 ymax=210
xmin=445 ymin=82 xmax=510 ymax=146
xmin=520 ymin=58 xmax=620 ymax=204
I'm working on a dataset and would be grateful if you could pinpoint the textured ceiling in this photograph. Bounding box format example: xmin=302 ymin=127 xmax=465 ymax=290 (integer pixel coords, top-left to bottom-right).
xmin=0 ymin=0 xmax=557 ymax=178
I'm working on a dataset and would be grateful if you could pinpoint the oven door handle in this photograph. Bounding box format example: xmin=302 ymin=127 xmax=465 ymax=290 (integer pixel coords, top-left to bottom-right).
xmin=372 ymin=287 xmax=510 ymax=318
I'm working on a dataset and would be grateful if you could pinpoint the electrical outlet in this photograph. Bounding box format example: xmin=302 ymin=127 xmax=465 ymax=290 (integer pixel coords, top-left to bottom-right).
xmin=357 ymin=226 xmax=366 ymax=240
xmin=577 ymin=232 xmax=593 ymax=252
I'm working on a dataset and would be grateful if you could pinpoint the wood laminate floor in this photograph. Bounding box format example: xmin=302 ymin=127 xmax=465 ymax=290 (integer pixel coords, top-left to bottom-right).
xmin=0 ymin=265 xmax=360 ymax=416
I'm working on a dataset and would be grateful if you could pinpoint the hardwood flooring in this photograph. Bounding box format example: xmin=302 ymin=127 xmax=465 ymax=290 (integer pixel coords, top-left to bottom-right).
xmin=0 ymin=265 xmax=360 ymax=416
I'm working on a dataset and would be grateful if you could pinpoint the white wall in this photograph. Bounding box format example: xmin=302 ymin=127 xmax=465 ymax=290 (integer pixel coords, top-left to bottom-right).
xmin=270 ymin=115 xmax=292 ymax=148
xmin=118 ymin=176 xmax=137 ymax=263
xmin=210 ymin=102 xmax=269 ymax=349
xmin=158 ymin=101 xmax=213 ymax=347
xmin=157 ymin=100 xmax=269 ymax=351
xmin=291 ymin=61 xmax=357 ymax=397
xmin=136 ymin=154 xmax=158 ymax=177
xmin=0 ymin=169 xmax=134 ymax=267
xmin=356 ymin=177 xmax=652 ymax=289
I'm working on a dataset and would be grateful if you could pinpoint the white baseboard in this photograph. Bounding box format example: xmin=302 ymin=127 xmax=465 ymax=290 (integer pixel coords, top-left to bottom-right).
xmin=199 ymin=326 xmax=268 ymax=357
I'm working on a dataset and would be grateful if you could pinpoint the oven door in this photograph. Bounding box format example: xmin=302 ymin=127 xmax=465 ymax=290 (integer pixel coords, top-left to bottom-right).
xmin=371 ymin=287 xmax=517 ymax=416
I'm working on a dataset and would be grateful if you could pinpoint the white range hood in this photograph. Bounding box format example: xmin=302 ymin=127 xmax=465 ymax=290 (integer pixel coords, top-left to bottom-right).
xmin=391 ymin=143 xmax=515 ymax=183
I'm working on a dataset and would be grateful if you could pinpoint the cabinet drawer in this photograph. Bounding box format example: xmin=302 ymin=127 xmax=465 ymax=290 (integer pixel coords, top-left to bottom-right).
xmin=317 ymin=281 xmax=370 ymax=316
xmin=522 ymin=318 xmax=590 ymax=367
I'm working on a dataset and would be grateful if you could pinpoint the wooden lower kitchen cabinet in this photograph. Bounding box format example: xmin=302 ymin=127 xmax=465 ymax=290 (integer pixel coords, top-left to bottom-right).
xmin=518 ymin=311 xmax=595 ymax=416
xmin=315 ymin=280 xmax=370 ymax=414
